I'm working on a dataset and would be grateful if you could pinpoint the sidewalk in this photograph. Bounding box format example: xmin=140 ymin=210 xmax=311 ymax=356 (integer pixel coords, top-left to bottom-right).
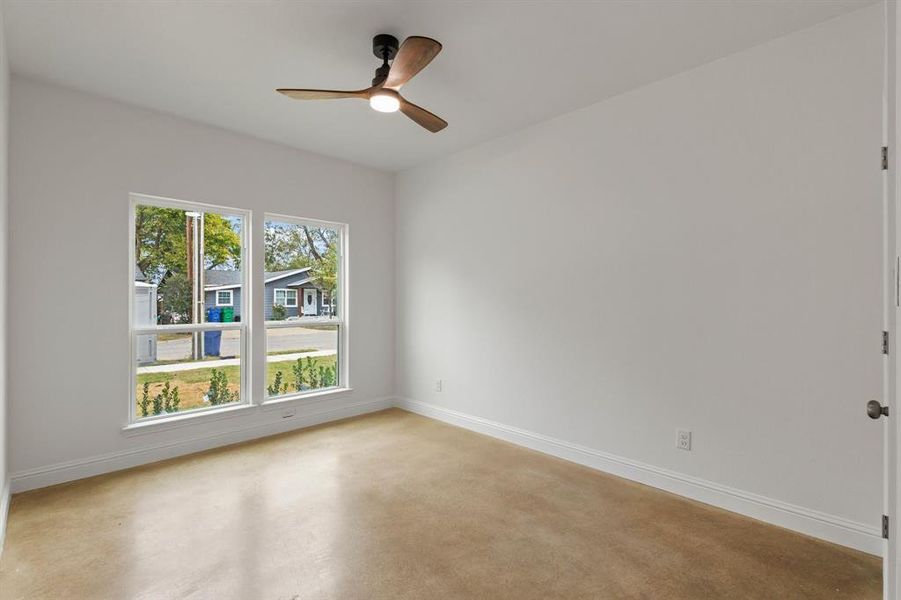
xmin=137 ymin=350 xmax=336 ymax=374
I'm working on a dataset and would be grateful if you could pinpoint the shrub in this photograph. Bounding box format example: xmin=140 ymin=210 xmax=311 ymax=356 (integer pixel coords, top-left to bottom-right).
xmin=164 ymin=384 xmax=180 ymax=413
xmin=268 ymin=371 xmax=289 ymax=396
xmin=140 ymin=382 xmax=151 ymax=417
xmin=207 ymin=369 xmax=238 ymax=405
xmin=292 ymin=358 xmax=305 ymax=391
xmin=290 ymin=357 xmax=336 ymax=391
xmin=152 ymin=383 xmax=166 ymax=415
xmin=304 ymin=357 xmax=319 ymax=389
xmin=319 ymin=365 xmax=336 ymax=388
xmin=147 ymin=381 xmax=180 ymax=415
xmin=272 ymin=304 xmax=287 ymax=321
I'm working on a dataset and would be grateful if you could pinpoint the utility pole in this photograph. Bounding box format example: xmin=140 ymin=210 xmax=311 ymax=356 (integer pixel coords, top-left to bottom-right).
xmin=186 ymin=212 xmax=205 ymax=360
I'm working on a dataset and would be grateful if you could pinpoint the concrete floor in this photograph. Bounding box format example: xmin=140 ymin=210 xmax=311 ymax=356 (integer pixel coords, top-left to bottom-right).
xmin=0 ymin=409 xmax=882 ymax=599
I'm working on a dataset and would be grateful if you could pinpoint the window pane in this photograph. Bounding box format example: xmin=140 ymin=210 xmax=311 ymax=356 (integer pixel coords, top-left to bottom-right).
xmin=134 ymin=204 xmax=243 ymax=326
xmin=266 ymin=324 xmax=338 ymax=397
xmin=264 ymin=219 xmax=338 ymax=321
xmin=135 ymin=330 xmax=243 ymax=419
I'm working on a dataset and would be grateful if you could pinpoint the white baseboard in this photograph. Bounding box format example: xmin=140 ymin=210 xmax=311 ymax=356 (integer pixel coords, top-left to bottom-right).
xmin=0 ymin=477 xmax=10 ymax=557
xmin=10 ymin=397 xmax=393 ymax=494
xmin=395 ymin=397 xmax=883 ymax=556
xmin=6 ymin=396 xmax=882 ymax=557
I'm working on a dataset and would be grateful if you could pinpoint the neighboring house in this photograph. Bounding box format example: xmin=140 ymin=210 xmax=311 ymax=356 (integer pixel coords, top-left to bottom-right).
xmin=203 ymin=267 xmax=332 ymax=320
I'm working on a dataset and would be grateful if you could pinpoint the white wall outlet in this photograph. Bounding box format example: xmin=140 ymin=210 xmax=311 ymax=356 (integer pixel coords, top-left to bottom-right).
xmin=436 ymin=379 xmax=443 ymax=392
xmin=676 ymin=429 xmax=692 ymax=451
xmin=282 ymin=407 xmax=296 ymax=419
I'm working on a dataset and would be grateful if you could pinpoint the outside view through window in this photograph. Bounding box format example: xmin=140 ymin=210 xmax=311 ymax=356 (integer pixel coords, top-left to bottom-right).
xmin=134 ymin=202 xmax=245 ymax=419
xmin=264 ymin=218 xmax=341 ymax=399
xmin=131 ymin=200 xmax=344 ymax=422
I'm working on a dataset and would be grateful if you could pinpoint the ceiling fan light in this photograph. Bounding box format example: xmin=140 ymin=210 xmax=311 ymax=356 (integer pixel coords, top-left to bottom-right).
xmin=369 ymin=93 xmax=400 ymax=113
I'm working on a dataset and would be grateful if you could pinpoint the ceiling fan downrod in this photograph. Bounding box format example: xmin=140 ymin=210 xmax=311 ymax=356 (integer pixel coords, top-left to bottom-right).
xmin=372 ymin=34 xmax=398 ymax=86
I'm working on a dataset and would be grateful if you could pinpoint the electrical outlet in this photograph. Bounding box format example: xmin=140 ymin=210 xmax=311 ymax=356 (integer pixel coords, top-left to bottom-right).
xmin=436 ymin=379 xmax=443 ymax=392
xmin=282 ymin=407 xmax=296 ymax=419
xmin=676 ymin=429 xmax=692 ymax=451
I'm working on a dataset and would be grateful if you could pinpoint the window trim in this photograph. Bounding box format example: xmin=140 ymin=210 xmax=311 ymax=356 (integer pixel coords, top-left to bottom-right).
xmin=262 ymin=213 xmax=349 ymax=403
xmin=215 ymin=289 xmax=234 ymax=307
xmin=128 ymin=193 xmax=251 ymax=426
xmin=274 ymin=287 xmax=298 ymax=308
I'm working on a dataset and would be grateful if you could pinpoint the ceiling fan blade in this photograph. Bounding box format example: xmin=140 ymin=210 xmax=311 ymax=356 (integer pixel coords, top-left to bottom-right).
xmin=399 ymin=97 xmax=447 ymax=133
xmin=277 ymin=88 xmax=371 ymax=100
xmin=384 ymin=36 xmax=442 ymax=90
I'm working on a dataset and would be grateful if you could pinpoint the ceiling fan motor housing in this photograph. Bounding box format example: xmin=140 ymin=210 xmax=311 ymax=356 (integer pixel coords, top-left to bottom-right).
xmin=372 ymin=34 xmax=399 ymax=60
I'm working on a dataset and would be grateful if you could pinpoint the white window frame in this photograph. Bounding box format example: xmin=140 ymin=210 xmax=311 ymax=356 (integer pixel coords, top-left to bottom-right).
xmin=215 ymin=289 xmax=234 ymax=307
xmin=263 ymin=213 xmax=348 ymax=403
xmin=127 ymin=193 xmax=251 ymax=426
xmin=274 ymin=288 xmax=298 ymax=308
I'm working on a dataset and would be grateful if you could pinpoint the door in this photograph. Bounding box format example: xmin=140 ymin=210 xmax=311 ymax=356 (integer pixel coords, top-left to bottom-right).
xmin=303 ymin=288 xmax=317 ymax=316
xmin=885 ymin=1 xmax=900 ymax=596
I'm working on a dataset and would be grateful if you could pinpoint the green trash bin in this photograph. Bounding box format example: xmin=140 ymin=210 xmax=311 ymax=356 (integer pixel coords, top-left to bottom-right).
xmin=222 ymin=307 xmax=234 ymax=322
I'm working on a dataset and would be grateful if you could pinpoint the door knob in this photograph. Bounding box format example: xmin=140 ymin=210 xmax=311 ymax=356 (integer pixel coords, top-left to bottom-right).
xmin=867 ymin=400 xmax=889 ymax=419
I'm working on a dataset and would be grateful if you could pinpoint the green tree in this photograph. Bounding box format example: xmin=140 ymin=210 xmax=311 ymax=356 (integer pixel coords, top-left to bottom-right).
xmin=311 ymin=240 xmax=338 ymax=301
xmin=264 ymin=223 xmax=337 ymax=271
xmin=204 ymin=215 xmax=242 ymax=270
xmin=135 ymin=205 xmax=241 ymax=283
xmin=158 ymin=272 xmax=191 ymax=323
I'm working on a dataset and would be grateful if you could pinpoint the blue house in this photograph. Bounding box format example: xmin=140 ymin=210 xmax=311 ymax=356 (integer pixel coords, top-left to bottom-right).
xmin=203 ymin=267 xmax=332 ymax=321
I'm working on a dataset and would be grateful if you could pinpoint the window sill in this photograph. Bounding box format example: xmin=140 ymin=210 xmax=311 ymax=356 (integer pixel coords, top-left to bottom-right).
xmin=260 ymin=387 xmax=354 ymax=411
xmin=122 ymin=403 xmax=255 ymax=437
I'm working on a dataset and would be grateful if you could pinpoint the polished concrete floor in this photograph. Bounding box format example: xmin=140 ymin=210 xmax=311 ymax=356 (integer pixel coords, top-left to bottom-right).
xmin=0 ymin=409 xmax=882 ymax=599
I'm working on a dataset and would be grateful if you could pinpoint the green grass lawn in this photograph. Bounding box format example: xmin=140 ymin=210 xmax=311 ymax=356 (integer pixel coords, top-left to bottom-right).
xmin=136 ymin=354 xmax=337 ymax=416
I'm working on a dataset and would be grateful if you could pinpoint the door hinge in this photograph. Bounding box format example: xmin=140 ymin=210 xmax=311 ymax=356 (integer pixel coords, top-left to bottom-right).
xmin=884 ymin=515 xmax=890 ymax=539
xmin=883 ymin=146 xmax=889 ymax=170
xmin=884 ymin=331 xmax=890 ymax=355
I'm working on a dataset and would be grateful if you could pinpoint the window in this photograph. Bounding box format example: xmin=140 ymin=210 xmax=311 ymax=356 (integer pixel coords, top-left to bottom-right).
xmin=264 ymin=215 xmax=346 ymax=400
xmin=130 ymin=194 xmax=248 ymax=423
xmin=274 ymin=288 xmax=298 ymax=308
xmin=129 ymin=197 xmax=347 ymax=425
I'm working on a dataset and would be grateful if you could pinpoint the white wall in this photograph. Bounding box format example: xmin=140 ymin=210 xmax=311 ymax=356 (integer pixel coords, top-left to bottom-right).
xmin=8 ymin=77 xmax=394 ymax=488
xmin=396 ymin=6 xmax=884 ymax=550
xmin=0 ymin=4 xmax=9 ymax=550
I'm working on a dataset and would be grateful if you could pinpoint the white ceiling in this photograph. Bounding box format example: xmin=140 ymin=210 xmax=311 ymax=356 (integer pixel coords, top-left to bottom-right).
xmin=3 ymin=0 xmax=876 ymax=171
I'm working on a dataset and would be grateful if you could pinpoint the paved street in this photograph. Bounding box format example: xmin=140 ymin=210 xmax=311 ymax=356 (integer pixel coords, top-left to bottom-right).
xmin=155 ymin=325 xmax=337 ymax=361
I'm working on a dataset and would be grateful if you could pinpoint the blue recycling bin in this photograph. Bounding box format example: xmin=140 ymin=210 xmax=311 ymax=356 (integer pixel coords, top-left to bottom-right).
xmin=204 ymin=330 xmax=222 ymax=356
xmin=204 ymin=307 xmax=222 ymax=356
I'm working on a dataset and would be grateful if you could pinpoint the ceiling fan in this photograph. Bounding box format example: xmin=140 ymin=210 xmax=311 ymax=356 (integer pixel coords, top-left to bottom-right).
xmin=277 ymin=34 xmax=447 ymax=133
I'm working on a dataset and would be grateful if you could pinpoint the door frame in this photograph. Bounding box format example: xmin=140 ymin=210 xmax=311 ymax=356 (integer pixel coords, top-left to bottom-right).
xmin=886 ymin=1 xmax=900 ymax=597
